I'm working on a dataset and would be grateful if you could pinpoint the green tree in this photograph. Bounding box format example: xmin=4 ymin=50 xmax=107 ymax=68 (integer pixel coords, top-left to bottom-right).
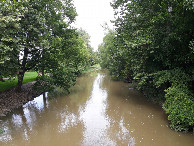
xmin=77 ymin=28 xmax=98 ymax=66
xmin=101 ymin=0 xmax=194 ymax=131
xmin=0 ymin=0 xmax=79 ymax=92
xmin=0 ymin=0 xmax=23 ymax=81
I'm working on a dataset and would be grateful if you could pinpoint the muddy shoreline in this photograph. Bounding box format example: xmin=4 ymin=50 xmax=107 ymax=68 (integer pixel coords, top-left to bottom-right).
xmin=0 ymin=81 xmax=42 ymax=117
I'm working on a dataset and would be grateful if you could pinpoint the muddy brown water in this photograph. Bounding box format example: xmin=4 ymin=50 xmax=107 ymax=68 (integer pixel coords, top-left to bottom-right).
xmin=0 ymin=71 xmax=193 ymax=146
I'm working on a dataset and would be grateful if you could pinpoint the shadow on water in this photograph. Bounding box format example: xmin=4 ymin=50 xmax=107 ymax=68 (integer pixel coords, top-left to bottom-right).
xmin=0 ymin=70 xmax=193 ymax=146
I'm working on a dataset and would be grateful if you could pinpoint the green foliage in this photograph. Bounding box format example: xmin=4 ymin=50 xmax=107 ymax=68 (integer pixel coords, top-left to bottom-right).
xmin=99 ymin=29 xmax=127 ymax=81
xmin=82 ymin=64 xmax=101 ymax=74
xmin=98 ymin=30 xmax=115 ymax=69
xmin=0 ymin=0 xmax=93 ymax=93
xmin=163 ymin=84 xmax=194 ymax=131
xmin=34 ymin=67 xmax=77 ymax=93
xmin=76 ymin=28 xmax=99 ymax=66
xmin=0 ymin=0 xmax=22 ymax=78
xmin=33 ymin=28 xmax=92 ymax=92
xmin=99 ymin=0 xmax=194 ymax=131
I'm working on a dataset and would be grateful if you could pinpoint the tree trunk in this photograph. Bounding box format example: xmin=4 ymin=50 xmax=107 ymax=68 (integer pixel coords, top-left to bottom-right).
xmin=42 ymin=67 xmax=45 ymax=77
xmin=16 ymin=47 xmax=28 ymax=92
xmin=16 ymin=72 xmax=25 ymax=92
xmin=43 ymin=92 xmax=46 ymax=107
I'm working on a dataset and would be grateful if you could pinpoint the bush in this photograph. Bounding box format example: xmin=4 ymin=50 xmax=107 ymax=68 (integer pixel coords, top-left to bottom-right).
xmin=163 ymin=85 xmax=194 ymax=131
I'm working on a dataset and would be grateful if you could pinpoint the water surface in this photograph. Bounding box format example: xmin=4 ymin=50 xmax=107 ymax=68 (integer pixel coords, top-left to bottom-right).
xmin=0 ymin=71 xmax=193 ymax=146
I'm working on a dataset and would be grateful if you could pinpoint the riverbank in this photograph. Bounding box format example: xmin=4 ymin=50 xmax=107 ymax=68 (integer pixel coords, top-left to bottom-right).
xmin=0 ymin=81 xmax=42 ymax=117
xmin=0 ymin=72 xmax=38 ymax=92
xmin=0 ymin=66 xmax=101 ymax=117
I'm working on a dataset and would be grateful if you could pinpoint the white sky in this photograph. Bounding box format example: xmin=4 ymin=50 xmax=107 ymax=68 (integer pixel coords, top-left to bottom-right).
xmin=73 ymin=0 xmax=114 ymax=51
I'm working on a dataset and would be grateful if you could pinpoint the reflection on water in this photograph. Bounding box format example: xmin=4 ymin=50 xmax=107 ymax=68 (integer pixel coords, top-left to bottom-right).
xmin=0 ymin=71 xmax=193 ymax=146
xmin=0 ymin=93 xmax=49 ymax=143
xmin=24 ymin=92 xmax=49 ymax=112
xmin=80 ymin=74 xmax=115 ymax=146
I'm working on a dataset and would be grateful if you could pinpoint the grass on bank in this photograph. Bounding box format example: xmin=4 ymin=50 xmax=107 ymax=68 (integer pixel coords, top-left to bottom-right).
xmin=82 ymin=64 xmax=101 ymax=74
xmin=0 ymin=64 xmax=100 ymax=92
xmin=0 ymin=72 xmax=38 ymax=92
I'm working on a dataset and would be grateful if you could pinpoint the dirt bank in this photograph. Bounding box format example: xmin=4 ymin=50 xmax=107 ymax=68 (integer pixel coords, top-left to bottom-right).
xmin=0 ymin=81 xmax=42 ymax=117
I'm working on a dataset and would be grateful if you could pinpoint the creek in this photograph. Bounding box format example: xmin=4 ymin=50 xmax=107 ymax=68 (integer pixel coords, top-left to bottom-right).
xmin=0 ymin=71 xmax=193 ymax=146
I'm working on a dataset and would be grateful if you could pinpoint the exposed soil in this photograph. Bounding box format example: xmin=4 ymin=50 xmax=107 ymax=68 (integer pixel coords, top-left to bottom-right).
xmin=0 ymin=81 xmax=42 ymax=117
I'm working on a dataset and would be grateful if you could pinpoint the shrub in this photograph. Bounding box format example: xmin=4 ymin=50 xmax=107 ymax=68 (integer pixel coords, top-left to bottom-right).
xmin=163 ymin=84 xmax=194 ymax=131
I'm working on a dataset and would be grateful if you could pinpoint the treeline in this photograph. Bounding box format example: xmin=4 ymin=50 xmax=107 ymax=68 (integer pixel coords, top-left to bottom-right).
xmin=0 ymin=0 xmax=97 ymax=93
xmin=99 ymin=0 xmax=194 ymax=131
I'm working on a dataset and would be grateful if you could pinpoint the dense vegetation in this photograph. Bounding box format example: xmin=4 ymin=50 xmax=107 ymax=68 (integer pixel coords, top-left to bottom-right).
xmin=99 ymin=0 xmax=194 ymax=131
xmin=0 ymin=0 xmax=97 ymax=93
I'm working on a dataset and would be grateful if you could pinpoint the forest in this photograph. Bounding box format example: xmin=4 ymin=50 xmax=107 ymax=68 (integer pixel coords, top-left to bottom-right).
xmin=99 ymin=0 xmax=194 ymax=131
xmin=0 ymin=0 xmax=194 ymax=133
